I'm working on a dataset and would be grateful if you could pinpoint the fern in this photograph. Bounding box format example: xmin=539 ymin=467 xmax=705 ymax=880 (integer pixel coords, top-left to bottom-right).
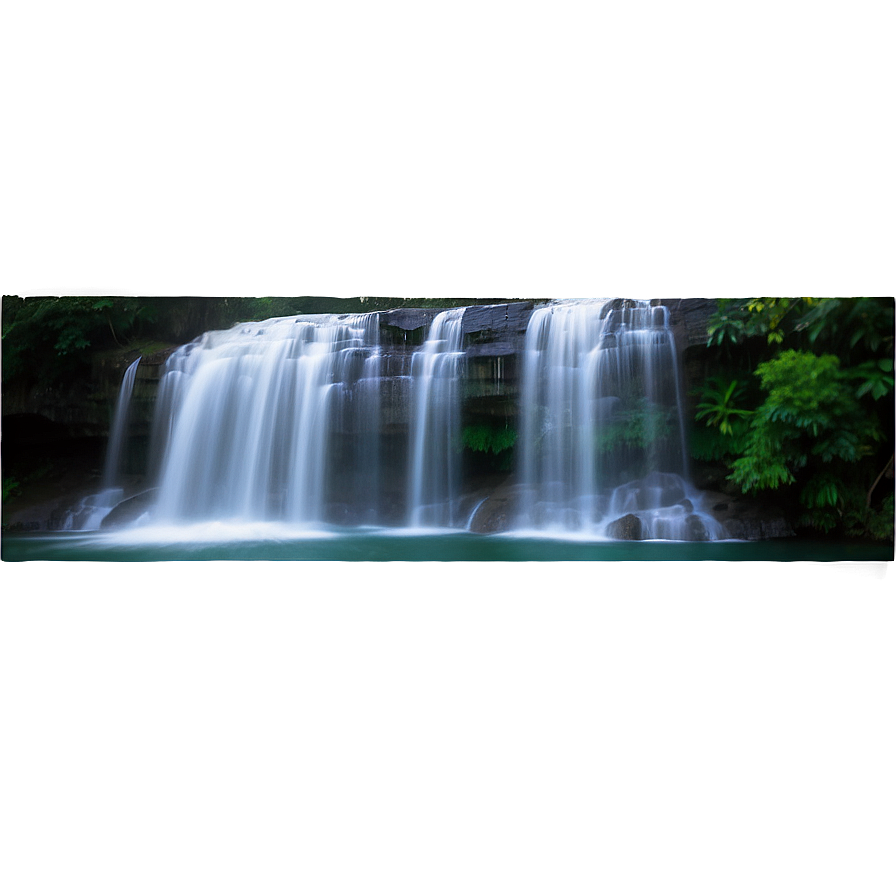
xmin=463 ymin=423 xmax=517 ymax=455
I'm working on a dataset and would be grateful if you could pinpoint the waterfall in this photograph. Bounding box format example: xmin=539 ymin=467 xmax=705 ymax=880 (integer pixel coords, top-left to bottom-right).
xmin=516 ymin=299 xmax=726 ymax=539
xmin=406 ymin=308 xmax=465 ymax=527
xmin=69 ymin=299 xmax=727 ymax=541
xmin=62 ymin=356 xmax=141 ymax=530
xmin=150 ymin=313 xmax=383 ymax=525
xmin=103 ymin=357 xmax=141 ymax=489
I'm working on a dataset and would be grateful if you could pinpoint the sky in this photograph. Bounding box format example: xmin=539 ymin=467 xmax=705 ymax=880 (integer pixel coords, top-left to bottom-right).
xmin=0 ymin=0 xmax=896 ymax=297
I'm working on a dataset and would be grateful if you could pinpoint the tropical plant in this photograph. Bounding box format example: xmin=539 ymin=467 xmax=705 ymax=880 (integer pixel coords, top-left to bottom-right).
xmin=697 ymin=298 xmax=894 ymax=539
xmin=694 ymin=377 xmax=754 ymax=436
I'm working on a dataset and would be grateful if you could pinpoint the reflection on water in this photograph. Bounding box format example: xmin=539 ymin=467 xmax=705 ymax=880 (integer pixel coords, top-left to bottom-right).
xmin=0 ymin=548 xmax=896 ymax=894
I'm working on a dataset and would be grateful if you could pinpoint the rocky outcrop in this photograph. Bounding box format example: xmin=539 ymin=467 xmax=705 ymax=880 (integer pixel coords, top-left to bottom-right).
xmin=665 ymin=298 xmax=718 ymax=347
xmin=379 ymin=308 xmax=441 ymax=335
xmin=683 ymin=514 xmax=711 ymax=541
xmin=700 ymin=491 xmax=796 ymax=540
xmin=605 ymin=513 xmax=644 ymax=540
xmin=720 ymin=516 xmax=796 ymax=540
xmin=100 ymin=489 xmax=158 ymax=528
xmin=466 ymin=481 xmax=523 ymax=534
xmin=462 ymin=302 xmax=534 ymax=342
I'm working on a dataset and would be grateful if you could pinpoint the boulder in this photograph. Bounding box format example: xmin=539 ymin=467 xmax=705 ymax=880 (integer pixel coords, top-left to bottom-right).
xmin=605 ymin=513 xmax=644 ymax=540
xmin=468 ymin=496 xmax=515 ymax=534
xmin=100 ymin=489 xmax=158 ymax=528
xmin=684 ymin=514 xmax=710 ymax=541
xmin=465 ymin=478 xmax=524 ymax=533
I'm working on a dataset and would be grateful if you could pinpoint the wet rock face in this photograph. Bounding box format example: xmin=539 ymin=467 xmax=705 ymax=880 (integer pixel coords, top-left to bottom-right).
xmin=665 ymin=298 xmax=719 ymax=347
xmin=461 ymin=302 xmax=534 ymax=343
xmin=378 ymin=308 xmax=441 ymax=334
xmin=100 ymin=489 xmax=158 ymax=528
xmin=605 ymin=513 xmax=644 ymax=540
xmin=468 ymin=496 xmax=515 ymax=534
xmin=722 ymin=517 xmax=795 ymax=540
xmin=464 ymin=479 xmax=525 ymax=534
xmin=698 ymin=490 xmax=795 ymax=539
xmin=684 ymin=514 xmax=710 ymax=541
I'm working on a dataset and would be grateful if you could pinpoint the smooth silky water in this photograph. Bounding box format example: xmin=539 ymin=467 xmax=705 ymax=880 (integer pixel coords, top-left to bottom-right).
xmin=56 ymin=299 xmax=728 ymax=542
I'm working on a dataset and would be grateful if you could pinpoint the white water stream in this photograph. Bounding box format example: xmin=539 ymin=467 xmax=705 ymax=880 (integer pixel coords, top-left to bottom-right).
xmin=517 ymin=300 xmax=725 ymax=539
xmin=407 ymin=308 xmax=465 ymax=527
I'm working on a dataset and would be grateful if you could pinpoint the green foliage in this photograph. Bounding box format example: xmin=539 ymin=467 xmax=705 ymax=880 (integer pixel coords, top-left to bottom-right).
xmin=727 ymin=350 xmax=877 ymax=495
xmin=2 ymin=296 xmax=160 ymax=385
xmin=463 ymin=423 xmax=517 ymax=455
xmin=728 ymin=449 xmax=796 ymax=492
xmin=800 ymin=473 xmax=842 ymax=509
xmin=699 ymin=297 xmax=893 ymax=540
xmin=707 ymin=298 xmax=894 ymax=361
xmin=690 ymin=376 xmax=753 ymax=464
xmin=752 ymin=350 xmax=857 ymax=436
xmin=810 ymin=483 xmax=894 ymax=539
xmin=2 ymin=477 xmax=21 ymax=502
xmin=694 ymin=376 xmax=754 ymax=436
xmin=795 ymin=298 xmax=894 ymax=357
xmin=844 ymin=358 xmax=894 ymax=401
xmin=707 ymin=297 xmax=815 ymax=348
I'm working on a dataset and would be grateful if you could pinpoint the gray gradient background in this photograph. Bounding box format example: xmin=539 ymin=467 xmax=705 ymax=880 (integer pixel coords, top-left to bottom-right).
xmin=0 ymin=0 xmax=896 ymax=296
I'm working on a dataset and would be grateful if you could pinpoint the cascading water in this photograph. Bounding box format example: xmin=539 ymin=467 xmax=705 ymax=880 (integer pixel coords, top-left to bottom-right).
xmin=63 ymin=356 xmax=141 ymax=530
xmin=149 ymin=313 xmax=383 ymax=526
xmin=103 ymin=357 xmax=142 ymax=490
xmin=517 ymin=299 xmax=726 ymax=540
xmin=406 ymin=308 xmax=465 ymax=527
xmin=66 ymin=299 xmax=728 ymax=541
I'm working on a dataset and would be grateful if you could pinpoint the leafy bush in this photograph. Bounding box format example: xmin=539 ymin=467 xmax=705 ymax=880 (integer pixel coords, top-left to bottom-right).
xmin=727 ymin=350 xmax=881 ymax=498
xmin=697 ymin=298 xmax=894 ymax=539
xmin=690 ymin=376 xmax=754 ymax=464
xmin=2 ymin=296 xmax=160 ymax=386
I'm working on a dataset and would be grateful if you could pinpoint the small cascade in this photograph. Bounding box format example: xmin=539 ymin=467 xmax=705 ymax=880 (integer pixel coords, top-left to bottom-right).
xmin=63 ymin=356 xmax=141 ymax=530
xmin=103 ymin=357 xmax=141 ymax=489
xmin=150 ymin=314 xmax=383 ymax=525
xmin=516 ymin=299 xmax=726 ymax=540
xmin=407 ymin=308 xmax=466 ymax=527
